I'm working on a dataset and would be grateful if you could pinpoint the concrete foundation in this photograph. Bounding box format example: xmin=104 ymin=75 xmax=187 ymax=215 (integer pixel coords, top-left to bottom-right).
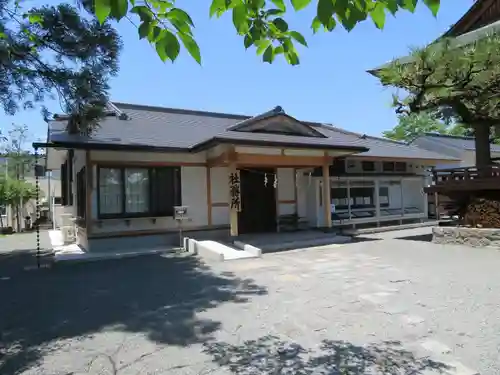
xmin=432 ymin=227 xmax=500 ymax=249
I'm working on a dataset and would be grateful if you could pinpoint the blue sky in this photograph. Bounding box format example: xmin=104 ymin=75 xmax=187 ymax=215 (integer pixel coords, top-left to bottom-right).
xmin=1 ymin=1 xmax=473 ymax=142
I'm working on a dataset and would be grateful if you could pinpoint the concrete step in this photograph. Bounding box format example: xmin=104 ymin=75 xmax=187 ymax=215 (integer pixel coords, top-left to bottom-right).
xmin=234 ymin=235 xmax=352 ymax=254
xmin=189 ymin=239 xmax=257 ymax=261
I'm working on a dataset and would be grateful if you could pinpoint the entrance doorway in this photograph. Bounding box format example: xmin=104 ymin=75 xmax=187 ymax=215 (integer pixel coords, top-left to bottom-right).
xmin=238 ymin=168 xmax=277 ymax=234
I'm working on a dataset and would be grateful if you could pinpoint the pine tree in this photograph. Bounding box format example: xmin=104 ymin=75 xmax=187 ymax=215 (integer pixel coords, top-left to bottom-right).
xmin=376 ymin=33 xmax=500 ymax=166
xmin=0 ymin=0 xmax=121 ymax=132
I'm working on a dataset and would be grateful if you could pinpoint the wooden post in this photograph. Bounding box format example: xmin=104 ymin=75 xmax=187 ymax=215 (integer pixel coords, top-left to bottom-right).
xmin=374 ymin=180 xmax=380 ymax=227
xmin=206 ymin=166 xmax=212 ymax=226
xmin=85 ymin=151 xmax=92 ymax=234
xmin=228 ymin=163 xmax=239 ymax=237
xmin=322 ymin=162 xmax=332 ymax=228
xmin=435 ymin=192 xmax=440 ymax=220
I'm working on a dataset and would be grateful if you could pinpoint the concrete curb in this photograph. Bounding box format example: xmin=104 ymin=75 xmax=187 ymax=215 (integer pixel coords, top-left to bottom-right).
xmin=343 ymin=221 xmax=439 ymax=236
xmin=233 ymin=241 xmax=262 ymax=257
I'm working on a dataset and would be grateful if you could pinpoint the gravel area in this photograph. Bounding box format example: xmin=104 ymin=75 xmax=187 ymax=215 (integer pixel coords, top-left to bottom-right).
xmin=1 ymin=227 xmax=498 ymax=375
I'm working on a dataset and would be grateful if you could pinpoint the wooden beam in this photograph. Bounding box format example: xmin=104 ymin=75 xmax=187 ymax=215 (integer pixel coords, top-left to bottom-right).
xmin=236 ymin=153 xmax=330 ymax=167
xmin=207 ymin=152 xmax=228 ymax=167
xmin=293 ymin=168 xmax=298 ymax=212
xmin=322 ymin=156 xmax=332 ymax=228
xmin=85 ymin=151 xmax=92 ymax=234
xmin=92 ymin=161 xmax=206 ymax=167
xmin=212 ymin=202 xmax=229 ymax=207
xmin=206 ymin=166 xmax=212 ymax=226
xmin=278 ymin=199 xmax=296 ymax=204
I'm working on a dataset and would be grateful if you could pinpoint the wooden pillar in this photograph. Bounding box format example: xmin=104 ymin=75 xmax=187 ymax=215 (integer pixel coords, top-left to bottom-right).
xmin=228 ymin=163 xmax=239 ymax=237
xmin=322 ymin=162 xmax=332 ymax=228
xmin=206 ymin=166 xmax=212 ymax=226
xmin=85 ymin=151 xmax=92 ymax=234
xmin=374 ymin=179 xmax=380 ymax=227
xmin=434 ymin=192 xmax=440 ymax=220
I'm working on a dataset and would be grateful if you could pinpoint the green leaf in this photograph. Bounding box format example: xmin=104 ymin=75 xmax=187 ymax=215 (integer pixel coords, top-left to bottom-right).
xmin=384 ymin=0 xmax=399 ymax=15
xmin=265 ymin=9 xmax=285 ymax=17
xmin=178 ymin=32 xmax=202 ymax=64
xmin=423 ymin=0 xmax=440 ymax=17
xmin=272 ymin=18 xmax=289 ymax=32
xmin=155 ymin=40 xmax=168 ymax=61
xmin=289 ymin=31 xmax=307 ymax=46
xmin=232 ymin=4 xmax=249 ymax=34
xmin=263 ymin=45 xmax=274 ymax=63
xmin=311 ymin=16 xmax=322 ymax=33
xmin=291 ymin=0 xmax=312 ymax=11
xmin=285 ymin=50 xmax=299 ymax=65
xmin=110 ymin=0 xmax=128 ymax=20
xmin=274 ymin=45 xmax=284 ymax=54
xmin=317 ymin=0 xmax=334 ymax=27
xmin=256 ymin=39 xmax=271 ymax=55
xmin=160 ymin=30 xmax=180 ymax=61
xmin=271 ymin=0 xmax=286 ymax=11
xmin=138 ymin=21 xmax=151 ymax=39
xmin=94 ymin=0 xmax=111 ymax=24
xmin=209 ymin=0 xmax=226 ymax=17
xmin=400 ymin=0 xmax=418 ymax=12
xmin=170 ymin=18 xmax=192 ymax=34
xmin=168 ymin=8 xmax=194 ymax=26
xmin=244 ymin=34 xmax=253 ymax=49
xmin=370 ymin=2 xmax=386 ymax=29
xmin=27 ymin=13 xmax=43 ymax=25
xmin=151 ymin=25 xmax=162 ymax=41
xmin=131 ymin=6 xmax=153 ymax=22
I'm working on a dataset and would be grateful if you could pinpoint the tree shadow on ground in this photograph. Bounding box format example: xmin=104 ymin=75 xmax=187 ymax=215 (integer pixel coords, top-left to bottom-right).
xmin=0 ymin=253 xmax=267 ymax=375
xmin=203 ymin=335 xmax=450 ymax=374
xmin=395 ymin=234 xmax=433 ymax=243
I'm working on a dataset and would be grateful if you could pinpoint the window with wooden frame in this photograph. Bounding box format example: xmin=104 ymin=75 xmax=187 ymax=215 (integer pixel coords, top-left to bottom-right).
xmin=394 ymin=162 xmax=407 ymax=172
xmin=382 ymin=161 xmax=395 ymax=172
xmin=361 ymin=161 xmax=375 ymax=172
xmin=97 ymin=166 xmax=181 ymax=219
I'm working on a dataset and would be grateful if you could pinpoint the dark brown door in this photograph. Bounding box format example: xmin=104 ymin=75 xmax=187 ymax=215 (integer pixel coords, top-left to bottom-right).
xmin=238 ymin=168 xmax=277 ymax=234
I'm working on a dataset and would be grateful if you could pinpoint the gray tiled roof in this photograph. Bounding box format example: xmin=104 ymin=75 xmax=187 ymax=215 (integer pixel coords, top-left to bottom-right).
xmin=46 ymin=102 xmax=457 ymax=161
xmin=314 ymin=125 xmax=458 ymax=161
xmin=417 ymin=133 xmax=500 ymax=153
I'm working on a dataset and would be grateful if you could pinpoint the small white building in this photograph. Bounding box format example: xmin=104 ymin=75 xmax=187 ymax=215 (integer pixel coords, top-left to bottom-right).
xmin=39 ymin=103 xmax=457 ymax=253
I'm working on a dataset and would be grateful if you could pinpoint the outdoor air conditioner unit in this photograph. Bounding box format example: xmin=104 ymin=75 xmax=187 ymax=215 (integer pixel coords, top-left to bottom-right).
xmin=61 ymin=225 xmax=76 ymax=244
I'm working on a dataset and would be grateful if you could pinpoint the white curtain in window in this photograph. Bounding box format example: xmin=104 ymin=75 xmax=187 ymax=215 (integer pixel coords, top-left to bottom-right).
xmin=125 ymin=168 xmax=149 ymax=213
xmin=99 ymin=168 xmax=122 ymax=214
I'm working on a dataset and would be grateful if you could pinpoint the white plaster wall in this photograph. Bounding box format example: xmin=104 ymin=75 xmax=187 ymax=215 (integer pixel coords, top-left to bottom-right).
xmin=277 ymin=168 xmax=296 ymax=216
xmin=296 ymin=172 xmax=309 ymax=218
xmin=306 ymin=180 xmax=320 ymax=227
xmin=212 ymin=206 xmax=229 ymax=225
xmin=211 ymin=167 xmax=229 ymax=204
xmin=402 ymin=179 xmax=425 ymax=211
xmin=235 ymin=146 xmax=281 ymax=155
xmin=181 ymin=166 xmax=208 ymax=226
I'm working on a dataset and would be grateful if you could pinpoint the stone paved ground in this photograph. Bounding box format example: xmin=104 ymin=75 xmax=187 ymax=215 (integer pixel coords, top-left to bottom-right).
xmin=1 ymin=227 xmax=499 ymax=375
xmin=0 ymin=231 xmax=53 ymax=276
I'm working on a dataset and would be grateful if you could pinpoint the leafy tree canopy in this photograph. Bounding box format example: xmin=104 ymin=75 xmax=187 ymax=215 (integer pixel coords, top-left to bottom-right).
xmin=91 ymin=0 xmax=440 ymax=65
xmin=383 ymin=112 xmax=474 ymax=143
xmin=0 ymin=0 xmax=122 ymax=131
